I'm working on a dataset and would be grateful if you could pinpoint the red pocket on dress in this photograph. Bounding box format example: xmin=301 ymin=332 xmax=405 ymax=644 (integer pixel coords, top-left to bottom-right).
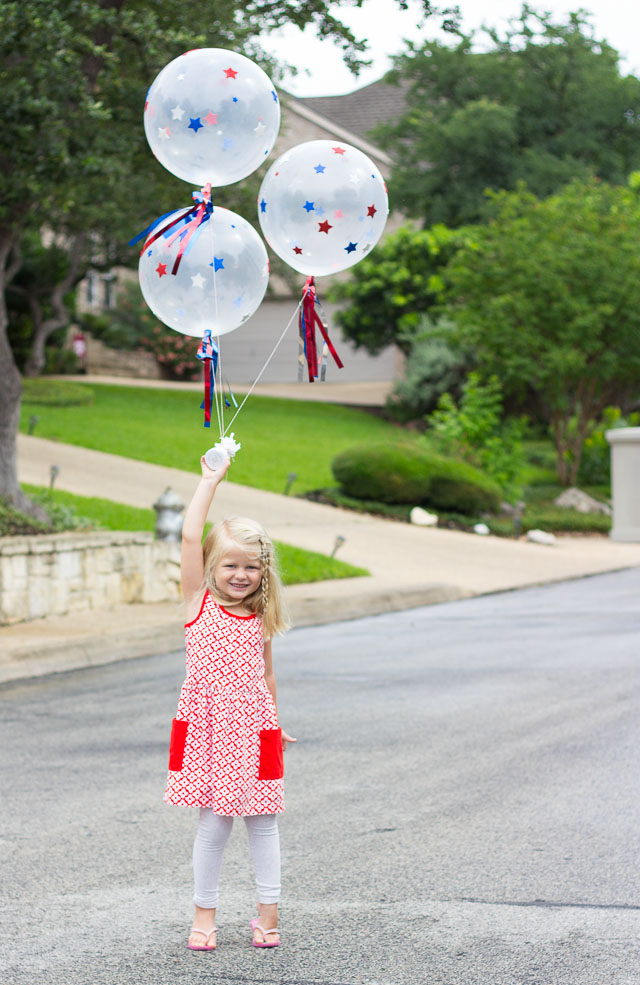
xmin=258 ymin=728 xmax=284 ymax=780
xmin=168 ymin=718 xmax=188 ymax=771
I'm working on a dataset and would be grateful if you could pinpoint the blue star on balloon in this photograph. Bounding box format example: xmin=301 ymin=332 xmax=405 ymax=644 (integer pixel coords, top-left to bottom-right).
xmin=271 ymin=90 xmax=278 ymax=102
xmin=210 ymin=258 xmax=224 ymax=271
xmin=315 ymin=204 xmax=325 ymax=217
xmin=345 ymin=242 xmax=357 ymax=253
xmin=260 ymin=199 xmax=267 ymax=213
xmin=188 ymin=117 xmax=203 ymax=132
xmin=232 ymin=97 xmax=238 ymax=103
xmin=314 ymin=164 xmax=326 ymax=173
xmin=303 ymin=201 xmax=315 ymax=212
xmin=233 ymin=296 xmax=244 ymax=307
xmin=223 ymin=138 xmax=233 ymax=150
xmin=147 ymin=249 xmax=152 ymax=257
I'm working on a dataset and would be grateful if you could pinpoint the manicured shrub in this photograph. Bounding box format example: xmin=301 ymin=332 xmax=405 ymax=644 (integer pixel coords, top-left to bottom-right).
xmin=331 ymin=442 xmax=501 ymax=515
xmin=21 ymin=379 xmax=94 ymax=407
xmin=331 ymin=443 xmax=437 ymax=504
xmin=426 ymin=459 xmax=502 ymax=514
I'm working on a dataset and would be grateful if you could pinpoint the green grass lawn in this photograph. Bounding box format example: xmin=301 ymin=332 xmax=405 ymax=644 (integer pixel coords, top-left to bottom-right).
xmin=19 ymin=485 xmax=369 ymax=585
xmin=18 ymin=380 xmax=611 ymax=535
xmin=20 ymin=382 xmax=409 ymax=494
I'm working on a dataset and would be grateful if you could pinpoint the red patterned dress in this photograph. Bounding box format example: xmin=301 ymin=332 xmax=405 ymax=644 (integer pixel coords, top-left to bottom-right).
xmin=164 ymin=591 xmax=284 ymax=816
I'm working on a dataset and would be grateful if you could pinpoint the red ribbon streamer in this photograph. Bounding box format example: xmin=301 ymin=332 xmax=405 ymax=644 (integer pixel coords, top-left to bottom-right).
xmin=139 ymin=183 xmax=213 ymax=276
xmin=196 ymin=328 xmax=218 ymax=429
xmin=298 ymin=277 xmax=343 ymax=382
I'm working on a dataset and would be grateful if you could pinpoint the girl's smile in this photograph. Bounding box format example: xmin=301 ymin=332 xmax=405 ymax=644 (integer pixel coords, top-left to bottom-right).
xmin=214 ymin=547 xmax=262 ymax=601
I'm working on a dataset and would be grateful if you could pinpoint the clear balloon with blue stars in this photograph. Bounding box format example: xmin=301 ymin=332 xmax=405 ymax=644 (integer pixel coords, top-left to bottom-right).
xmin=144 ymin=48 xmax=280 ymax=187
xmin=257 ymin=140 xmax=389 ymax=277
xmin=138 ymin=205 xmax=269 ymax=337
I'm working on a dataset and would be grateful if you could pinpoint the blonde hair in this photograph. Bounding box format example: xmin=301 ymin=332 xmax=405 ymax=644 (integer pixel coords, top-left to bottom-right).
xmin=202 ymin=516 xmax=290 ymax=639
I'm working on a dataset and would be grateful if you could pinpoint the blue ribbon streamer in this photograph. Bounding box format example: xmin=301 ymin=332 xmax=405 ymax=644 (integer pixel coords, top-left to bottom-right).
xmin=128 ymin=210 xmax=177 ymax=247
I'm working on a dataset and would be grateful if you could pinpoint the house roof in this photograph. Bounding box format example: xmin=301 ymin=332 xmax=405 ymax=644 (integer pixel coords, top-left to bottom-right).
xmin=293 ymin=79 xmax=408 ymax=146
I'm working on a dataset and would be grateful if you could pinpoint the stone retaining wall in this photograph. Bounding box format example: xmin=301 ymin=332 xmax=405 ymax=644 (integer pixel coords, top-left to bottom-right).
xmin=85 ymin=335 xmax=162 ymax=379
xmin=0 ymin=532 xmax=181 ymax=624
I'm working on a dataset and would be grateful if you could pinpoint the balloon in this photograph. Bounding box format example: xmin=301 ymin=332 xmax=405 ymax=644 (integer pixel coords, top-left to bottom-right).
xmin=257 ymin=140 xmax=389 ymax=277
xmin=144 ymin=48 xmax=280 ymax=187
xmin=138 ymin=205 xmax=269 ymax=338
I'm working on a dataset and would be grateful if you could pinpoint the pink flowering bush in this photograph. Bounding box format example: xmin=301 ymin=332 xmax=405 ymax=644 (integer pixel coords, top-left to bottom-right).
xmin=144 ymin=321 xmax=201 ymax=381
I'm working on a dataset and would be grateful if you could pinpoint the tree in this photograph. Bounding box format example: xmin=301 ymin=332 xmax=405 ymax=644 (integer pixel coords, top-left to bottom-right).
xmin=387 ymin=313 xmax=471 ymax=418
xmin=0 ymin=0 xmax=442 ymax=514
xmin=445 ymin=177 xmax=640 ymax=485
xmin=377 ymin=7 xmax=640 ymax=226
xmin=329 ymin=222 xmax=468 ymax=354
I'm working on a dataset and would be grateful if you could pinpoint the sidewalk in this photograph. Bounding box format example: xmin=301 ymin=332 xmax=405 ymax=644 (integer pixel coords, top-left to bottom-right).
xmin=51 ymin=374 xmax=393 ymax=406
xmin=3 ymin=432 xmax=640 ymax=684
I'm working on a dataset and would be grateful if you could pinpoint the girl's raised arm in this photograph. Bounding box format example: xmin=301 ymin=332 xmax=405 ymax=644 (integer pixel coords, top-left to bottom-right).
xmin=181 ymin=456 xmax=230 ymax=604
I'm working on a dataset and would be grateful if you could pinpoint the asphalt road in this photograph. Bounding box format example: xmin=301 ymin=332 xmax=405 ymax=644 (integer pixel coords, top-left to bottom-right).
xmin=2 ymin=570 xmax=640 ymax=985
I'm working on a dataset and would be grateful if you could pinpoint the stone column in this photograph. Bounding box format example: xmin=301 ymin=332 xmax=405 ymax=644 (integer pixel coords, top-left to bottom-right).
xmin=606 ymin=427 xmax=640 ymax=541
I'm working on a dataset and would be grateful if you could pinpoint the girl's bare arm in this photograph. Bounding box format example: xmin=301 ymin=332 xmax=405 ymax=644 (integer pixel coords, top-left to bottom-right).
xmin=181 ymin=456 xmax=230 ymax=605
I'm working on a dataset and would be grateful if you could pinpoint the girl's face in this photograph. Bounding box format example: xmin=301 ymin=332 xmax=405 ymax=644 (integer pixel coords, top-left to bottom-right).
xmin=213 ymin=546 xmax=262 ymax=602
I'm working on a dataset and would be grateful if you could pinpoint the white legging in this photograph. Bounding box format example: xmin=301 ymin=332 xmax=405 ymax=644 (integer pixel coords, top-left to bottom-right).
xmin=193 ymin=809 xmax=281 ymax=909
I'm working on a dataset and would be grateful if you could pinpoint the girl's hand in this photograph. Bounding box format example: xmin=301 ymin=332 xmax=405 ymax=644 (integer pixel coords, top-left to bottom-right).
xmin=281 ymin=730 xmax=296 ymax=751
xmin=200 ymin=454 xmax=230 ymax=482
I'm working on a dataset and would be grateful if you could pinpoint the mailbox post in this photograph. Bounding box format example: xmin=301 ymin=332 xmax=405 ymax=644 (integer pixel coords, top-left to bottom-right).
xmin=606 ymin=427 xmax=640 ymax=541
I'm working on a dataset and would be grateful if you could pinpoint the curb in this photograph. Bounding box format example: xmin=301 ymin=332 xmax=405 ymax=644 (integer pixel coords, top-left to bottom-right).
xmin=0 ymin=582 xmax=470 ymax=686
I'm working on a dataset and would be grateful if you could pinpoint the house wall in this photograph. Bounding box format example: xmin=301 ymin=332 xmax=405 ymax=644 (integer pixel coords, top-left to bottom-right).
xmin=212 ymin=298 xmax=401 ymax=384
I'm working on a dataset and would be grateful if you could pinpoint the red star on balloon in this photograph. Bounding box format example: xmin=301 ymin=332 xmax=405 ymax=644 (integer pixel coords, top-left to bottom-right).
xmin=156 ymin=262 xmax=167 ymax=277
xmin=293 ymin=246 xmax=303 ymax=254
xmin=224 ymin=67 xmax=238 ymax=79
xmin=204 ymin=111 xmax=218 ymax=126
xmin=318 ymin=220 xmax=332 ymax=234
xmin=332 ymin=146 xmax=346 ymax=155
xmin=367 ymin=204 xmax=377 ymax=217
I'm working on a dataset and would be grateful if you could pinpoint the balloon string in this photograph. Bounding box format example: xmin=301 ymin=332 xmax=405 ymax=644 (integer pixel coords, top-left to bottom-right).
xmin=204 ymin=184 xmax=225 ymax=439
xmin=223 ymin=300 xmax=302 ymax=437
xmin=215 ymin=333 xmax=224 ymax=437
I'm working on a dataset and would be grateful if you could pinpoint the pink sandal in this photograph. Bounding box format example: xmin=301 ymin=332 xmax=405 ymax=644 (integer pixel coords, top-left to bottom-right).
xmin=187 ymin=926 xmax=218 ymax=951
xmin=251 ymin=917 xmax=280 ymax=948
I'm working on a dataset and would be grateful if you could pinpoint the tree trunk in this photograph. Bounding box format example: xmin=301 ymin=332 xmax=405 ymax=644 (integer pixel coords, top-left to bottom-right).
xmin=550 ymin=411 xmax=571 ymax=485
xmin=551 ymin=379 xmax=600 ymax=487
xmin=567 ymin=413 xmax=592 ymax=486
xmin=23 ymin=232 xmax=87 ymax=377
xmin=0 ymin=229 xmax=46 ymax=515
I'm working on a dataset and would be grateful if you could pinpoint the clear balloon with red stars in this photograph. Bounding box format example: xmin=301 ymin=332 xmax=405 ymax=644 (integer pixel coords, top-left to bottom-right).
xmin=138 ymin=204 xmax=269 ymax=338
xmin=257 ymin=140 xmax=389 ymax=277
xmin=144 ymin=48 xmax=280 ymax=187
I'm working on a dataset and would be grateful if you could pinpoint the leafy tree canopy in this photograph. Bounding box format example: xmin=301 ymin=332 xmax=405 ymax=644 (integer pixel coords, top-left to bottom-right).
xmin=445 ymin=176 xmax=640 ymax=484
xmin=377 ymin=6 xmax=640 ymax=226
xmin=0 ymin=0 xmax=445 ymax=507
xmin=329 ymin=222 xmax=469 ymax=354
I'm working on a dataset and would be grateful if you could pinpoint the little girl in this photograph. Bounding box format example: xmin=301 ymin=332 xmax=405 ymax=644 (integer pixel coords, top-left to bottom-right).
xmin=164 ymin=455 xmax=295 ymax=951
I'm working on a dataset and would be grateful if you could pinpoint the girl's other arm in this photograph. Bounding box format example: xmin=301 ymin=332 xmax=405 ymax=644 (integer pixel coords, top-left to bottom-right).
xmin=263 ymin=640 xmax=296 ymax=751
xmin=181 ymin=456 xmax=230 ymax=604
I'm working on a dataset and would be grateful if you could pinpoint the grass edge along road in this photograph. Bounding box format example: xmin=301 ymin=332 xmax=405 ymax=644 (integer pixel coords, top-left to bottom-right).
xmin=19 ymin=382 xmax=409 ymax=496
xmin=20 ymin=485 xmax=370 ymax=586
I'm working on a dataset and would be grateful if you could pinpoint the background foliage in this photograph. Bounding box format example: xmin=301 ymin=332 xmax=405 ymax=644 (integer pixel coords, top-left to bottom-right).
xmin=377 ymin=8 xmax=640 ymax=226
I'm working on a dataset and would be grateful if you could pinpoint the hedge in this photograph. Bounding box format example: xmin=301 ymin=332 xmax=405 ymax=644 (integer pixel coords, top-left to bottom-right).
xmin=331 ymin=443 xmax=502 ymax=515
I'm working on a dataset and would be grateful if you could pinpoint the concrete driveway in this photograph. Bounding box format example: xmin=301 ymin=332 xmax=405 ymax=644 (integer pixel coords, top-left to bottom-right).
xmin=2 ymin=569 xmax=639 ymax=984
